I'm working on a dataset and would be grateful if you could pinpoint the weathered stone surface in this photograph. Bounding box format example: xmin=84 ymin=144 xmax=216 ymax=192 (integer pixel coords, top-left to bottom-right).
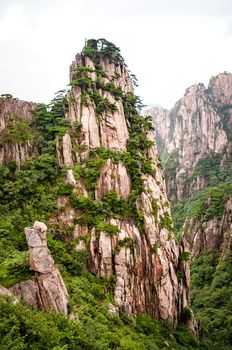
xmin=209 ymin=72 xmax=232 ymax=106
xmin=10 ymin=280 xmax=39 ymax=307
xmin=0 ymin=97 xmax=37 ymax=165
xmin=25 ymin=222 xmax=54 ymax=274
xmin=0 ymin=285 xmax=18 ymax=304
xmin=66 ymin=169 xmax=77 ymax=187
xmin=10 ymin=221 xmax=69 ymax=314
xmin=58 ymin=54 xmax=131 ymax=167
xmin=55 ymin=50 xmax=192 ymax=326
xmin=96 ymin=159 xmax=131 ymax=200
xmin=182 ymin=196 xmax=232 ymax=258
xmin=36 ymin=268 xmax=68 ymax=313
xmin=108 ymin=303 xmax=119 ymax=314
xmin=147 ymin=73 xmax=232 ymax=203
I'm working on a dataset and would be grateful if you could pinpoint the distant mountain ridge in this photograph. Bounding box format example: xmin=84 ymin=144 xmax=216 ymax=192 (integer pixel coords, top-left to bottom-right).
xmin=147 ymin=72 xmax=232 ymax=348
xmin=146 ymin=72 xmax=232 ymax=203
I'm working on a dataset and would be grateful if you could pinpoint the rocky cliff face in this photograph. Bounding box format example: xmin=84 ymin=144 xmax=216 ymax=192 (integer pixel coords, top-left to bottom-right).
xmin=182 ymin=196 xmax=232 ymax=259
xmin=147 ymin=72 xmax=232 ymax=259
xmin=146 ymin=73 xmax=232 ymax=346
xmin=53 ymin=40 xmax=192 ymax=324
xmin=0 ymin=96 xmax=37 ymax=165
xmin=148 ymin=72 xmax=232 ymax=260
xmin=147 ymin=72 xmax=232 ymax=203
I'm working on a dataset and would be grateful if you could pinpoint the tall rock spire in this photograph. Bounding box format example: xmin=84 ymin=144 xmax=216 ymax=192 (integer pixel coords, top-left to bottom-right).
xmin=56 ymin=39 xmax=191 ymax=324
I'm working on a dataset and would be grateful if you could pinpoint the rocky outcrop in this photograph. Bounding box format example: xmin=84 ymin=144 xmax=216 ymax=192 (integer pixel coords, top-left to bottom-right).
xmin=147 ymin=72 xmax=232 ymax=203
xmin=0 ymin=285 xmax=18 ymax=304
xmin=209 ymin=72 xmax=232 ymax=106
xmin=182 ymin=197 xmax=232 ymax=259
xmin=10 ymin=221 xmax=68 ymax=314
xmin=57 ymin=55 xmax=132 ymax=166
xmin=54 ymin=40 xmax=192 ymax=325
xmin=0 ymin=97 xmax=37 ymax=165
xmin=148 ymin=107 xmax=170 ymax=154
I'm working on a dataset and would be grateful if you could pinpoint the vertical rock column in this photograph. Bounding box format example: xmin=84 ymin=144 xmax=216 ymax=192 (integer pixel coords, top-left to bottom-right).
xmin=56 ymin=41 xmax=193 ymax=325
xmin=25 ymin=221 xmax=69 ymax=314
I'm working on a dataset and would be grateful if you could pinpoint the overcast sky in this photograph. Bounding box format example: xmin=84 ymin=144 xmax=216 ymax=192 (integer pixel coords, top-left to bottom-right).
xmin=0 ymin=0 xmax=232 ymax=109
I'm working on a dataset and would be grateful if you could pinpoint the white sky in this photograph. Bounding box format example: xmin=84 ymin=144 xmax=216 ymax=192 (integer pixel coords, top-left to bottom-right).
xmin=0 ymin=0 xmax=232 ymax=108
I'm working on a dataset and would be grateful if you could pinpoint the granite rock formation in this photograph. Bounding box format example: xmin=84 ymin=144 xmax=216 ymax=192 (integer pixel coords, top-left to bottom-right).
xmin=147 ymin=72 xmax=232 ymax=203
xmin=54 ymin=40 xmax=192 ymax=325
xmin=0 ymin=285 xmax=18 ymax=304
xmin=147 ymin=73 xmax=232 ymax=286
xmin=0 ymin=96 xmax=37 ymax=165
xmin=182 ymin=196 xmax=232 ymax=259
xmin=10 ymin=221 xmax=68 ymax=314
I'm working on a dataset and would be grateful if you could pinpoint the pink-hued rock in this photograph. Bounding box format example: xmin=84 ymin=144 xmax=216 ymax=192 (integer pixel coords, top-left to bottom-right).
xmin=0 ymin=285 xmax=18 ymax=304
xmin=58 ymin=54 xmax=131 ymax=167
xmin=36 ymin=268 xmax=68 ymax=313
xmin=209 ymin=72 xmax=232 ymax=106
xmin=10 ymin=280 xmax=38 ymax=307
xmin=0 ymin=97 xmax=37 ymax=165
xmin=96 ymin=159 xmax=131 ymax=200
xmin=10 ymin=221 xmax=69 ymax=315
xmin=182 ymin=196 xmax=232 ymax=259
xmin=55 ymin=50 xmax=193 ymax=326
xmin=25 ymin=222 xmax=54 ymax=274
xmin=147 ymin=73 xmax=232 ymax=203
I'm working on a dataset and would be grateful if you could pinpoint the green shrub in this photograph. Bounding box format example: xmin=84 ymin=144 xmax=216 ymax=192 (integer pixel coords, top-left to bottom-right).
xmin=89 ymin=91 xmax=117 ymax=117
xmin=114 ymin=237 xmax=135 ymax=254
xmin=82 ymin=38 xmax=124 ymax=64
xmin=151 ymin=198 xmax=159 ymax=219
xmin=151 ymin=243 xmax=159 ymax=255
xmin=180 ymin=307 xmax=192 ymax=323
xmin=34 ymin=91 xmax=69 ymax=140
xmin=179 ymin=251 xmax=191 ymax=261
xmin=0 ymin=251 xmax=32 ymax=287
xmin=159 ymin=211 xmax=173 ymax=231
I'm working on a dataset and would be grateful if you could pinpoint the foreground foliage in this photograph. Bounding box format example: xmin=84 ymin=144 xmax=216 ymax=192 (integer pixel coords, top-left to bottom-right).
xmin=0 ymin=295 xmax=199 ymax=350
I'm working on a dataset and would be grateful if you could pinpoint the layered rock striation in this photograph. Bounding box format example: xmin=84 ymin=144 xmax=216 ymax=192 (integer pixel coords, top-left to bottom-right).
xmin=182 ymin=196 xmax=232 ymax=259
xmin=10 ymin=221 xmax=68 ymax=314
xmin=0 ymin=96 xmax=37 ymax=165
xmin=54 ymin=39 xmax=192 ymax=324
xmin=147 ymin=72 xmax=232 ymax=203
